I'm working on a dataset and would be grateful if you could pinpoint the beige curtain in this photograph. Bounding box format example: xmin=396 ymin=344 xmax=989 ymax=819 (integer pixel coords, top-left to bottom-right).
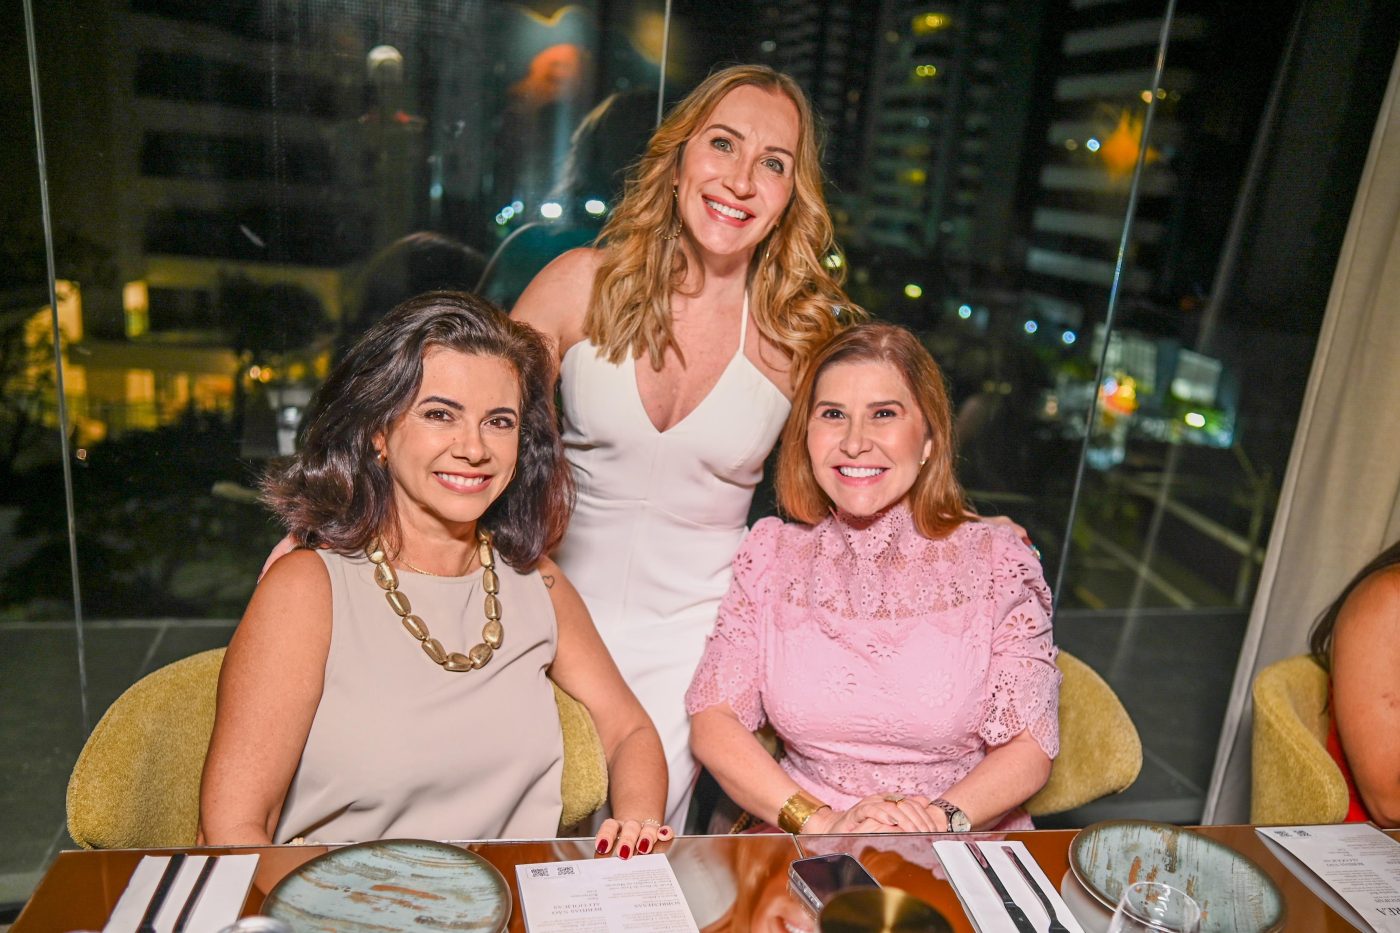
xmin=1204 ymin=48 xmax=1400 ymax=824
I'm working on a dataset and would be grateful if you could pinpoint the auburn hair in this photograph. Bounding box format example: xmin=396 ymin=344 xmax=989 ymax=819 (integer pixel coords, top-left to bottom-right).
xmin=585 ymin=64 xmax=863 ymax=383
xmin=262 ymin=291 xmax=573 ymax=571
xmin=776 ymin=323 xmax=967 ymax=538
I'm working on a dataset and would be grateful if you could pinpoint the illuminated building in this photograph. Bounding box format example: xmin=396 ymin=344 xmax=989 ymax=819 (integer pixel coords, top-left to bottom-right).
xmin=752 ymin=0 xmax=879 ymax=191
xmin=1018 ymin=2 xmax=1297 ymax=332
xmin=822 ymin=0 xmax=1047 ymax=260
xmin=31 ymin=0 xmax=425 ymax=438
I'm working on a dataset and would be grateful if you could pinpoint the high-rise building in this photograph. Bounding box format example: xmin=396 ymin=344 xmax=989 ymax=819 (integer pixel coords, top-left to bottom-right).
xmin=31 ymin=0 xmax=425 ymax=439
xmin=41 ymin=1 xmax=433 ymax=340
xmin=1019 ymin=1 xmax=1294 ymax=332
xmin=752 ymin=0 xmax=879 ymax=192
xmin=834 ymin=0 xmax=1047 ymax=264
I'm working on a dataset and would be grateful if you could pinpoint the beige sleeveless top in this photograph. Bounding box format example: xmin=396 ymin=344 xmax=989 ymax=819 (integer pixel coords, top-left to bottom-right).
xmin=274 ymin=549 xmax=564 ymax=844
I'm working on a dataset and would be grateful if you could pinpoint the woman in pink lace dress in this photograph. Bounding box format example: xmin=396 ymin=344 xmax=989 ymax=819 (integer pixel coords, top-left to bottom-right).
xmin=686 ymin=323 xmax=1060 ymax=835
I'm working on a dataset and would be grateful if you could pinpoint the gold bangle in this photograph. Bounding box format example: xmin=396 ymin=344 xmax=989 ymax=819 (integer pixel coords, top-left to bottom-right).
xmin=778 ymin=790 xmax=829 ymax=834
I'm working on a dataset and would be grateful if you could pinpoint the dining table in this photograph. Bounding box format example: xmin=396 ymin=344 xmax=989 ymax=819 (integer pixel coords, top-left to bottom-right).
xmin=12 ymin=824 xmax=1396 ymax=932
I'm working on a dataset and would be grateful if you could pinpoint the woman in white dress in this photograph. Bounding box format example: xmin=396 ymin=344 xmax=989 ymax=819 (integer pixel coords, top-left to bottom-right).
xmin=514 ymin=64 xmax=860 ymax=825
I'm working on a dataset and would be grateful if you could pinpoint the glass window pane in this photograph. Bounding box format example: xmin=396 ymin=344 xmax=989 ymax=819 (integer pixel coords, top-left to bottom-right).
xmin=10 ymin=0 xmax=667 ymax=907
xmin=3 ymin=2 xmax=81 ymax=909
xmin=672 ymin=0 xmax=1399 ymax=827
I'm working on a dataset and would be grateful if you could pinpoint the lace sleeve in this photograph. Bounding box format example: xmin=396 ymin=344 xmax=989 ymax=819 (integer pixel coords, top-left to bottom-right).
xmin=978 ymin=529 xmax=1061 ymax=758
xmin=684 ymin=518 xmax=784 ymax=731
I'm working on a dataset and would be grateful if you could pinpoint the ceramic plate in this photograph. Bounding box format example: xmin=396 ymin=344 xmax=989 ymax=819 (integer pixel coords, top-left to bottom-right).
xmin=1069 ymin=820 xmax=1284 ymax=933
xmin=263 ymin=838 xmax=510 ymax=932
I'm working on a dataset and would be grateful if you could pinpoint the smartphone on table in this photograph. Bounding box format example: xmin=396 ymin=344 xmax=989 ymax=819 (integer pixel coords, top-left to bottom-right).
xmin=788 ymin=853 xmax=881 ymax=915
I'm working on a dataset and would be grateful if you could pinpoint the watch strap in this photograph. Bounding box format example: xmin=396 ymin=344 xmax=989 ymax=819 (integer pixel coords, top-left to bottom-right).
xmin=931 ymin=797 xmax=969 ymax=832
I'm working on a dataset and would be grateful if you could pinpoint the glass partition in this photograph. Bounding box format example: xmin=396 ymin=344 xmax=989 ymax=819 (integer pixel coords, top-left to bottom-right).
xmin=6 ymin=0 xmax=1397 ymax=910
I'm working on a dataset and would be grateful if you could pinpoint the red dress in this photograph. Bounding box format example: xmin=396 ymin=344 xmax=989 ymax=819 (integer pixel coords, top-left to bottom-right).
xmin=1326 ymin=708 xmax=1373 ymax=823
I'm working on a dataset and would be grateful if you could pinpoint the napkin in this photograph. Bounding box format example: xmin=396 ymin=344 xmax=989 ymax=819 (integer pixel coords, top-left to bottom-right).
xmin=933 ymin=840 xmax=1086 ymax=933
xmin=103 ymin=854 xmax=258 ymax=933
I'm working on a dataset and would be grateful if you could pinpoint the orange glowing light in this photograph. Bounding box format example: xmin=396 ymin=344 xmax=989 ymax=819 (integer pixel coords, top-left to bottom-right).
xmin=1100 ymin=375 xmax=1139 ymax=415
xmin=510 ymin=43 xmax=586 ymax=106
xmin=1099 ymin=110 xmax=1159 ymax=179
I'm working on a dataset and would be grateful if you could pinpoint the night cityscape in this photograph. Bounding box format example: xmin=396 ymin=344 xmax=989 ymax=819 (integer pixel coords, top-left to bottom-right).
xmin=2 ymin=0 xmax=1397 ymax=914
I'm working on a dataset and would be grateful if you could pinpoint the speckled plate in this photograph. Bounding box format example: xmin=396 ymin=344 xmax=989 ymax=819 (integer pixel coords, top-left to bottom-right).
xmin=1069 ymin=820 xmax=1284 ymax=933
xmin=263 ymin=838 xmax=510 ymax=932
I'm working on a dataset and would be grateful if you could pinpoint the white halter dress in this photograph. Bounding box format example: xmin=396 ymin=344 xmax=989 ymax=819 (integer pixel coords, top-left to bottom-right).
xmin=555 ymin=297 xmax=791 ymax=824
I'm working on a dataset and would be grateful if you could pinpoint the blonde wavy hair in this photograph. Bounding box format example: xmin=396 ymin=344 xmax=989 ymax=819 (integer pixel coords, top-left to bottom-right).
xmin=584 ymin=64 xmax=863 ymax=381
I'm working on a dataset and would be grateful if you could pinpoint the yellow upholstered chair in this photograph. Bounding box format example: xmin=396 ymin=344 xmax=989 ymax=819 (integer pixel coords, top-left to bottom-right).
xmin=1249 ymin=654 xmax=1348 ymax=825
xmin=67 ymin=647 xmax=608 ymax=848
xmin=67 ymin=647 xmax=224 ymax=848
xmin=552 ymin=682 xmax=610 ymax=829
xmin=1025 ymin=650 xmax=1142 ymax=816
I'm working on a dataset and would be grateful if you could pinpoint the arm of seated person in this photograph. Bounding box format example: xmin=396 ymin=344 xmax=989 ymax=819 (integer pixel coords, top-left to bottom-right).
xmin=689 ymin=704 xmax=932 ymax=834
xmin=542 ymin=557 xmax=670 ymax=855
xmin=926 ymin=729 xmax=1052 ymax=831
xmin=1332 ymin=565 xmax=1400 ymax=827
xmin=198 ymin=549 xmax=331 ymax=845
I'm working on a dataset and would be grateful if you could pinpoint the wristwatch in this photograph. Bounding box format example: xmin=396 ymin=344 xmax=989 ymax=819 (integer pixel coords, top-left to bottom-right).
xmin=930 ymin=797 xmax=971 ymax=833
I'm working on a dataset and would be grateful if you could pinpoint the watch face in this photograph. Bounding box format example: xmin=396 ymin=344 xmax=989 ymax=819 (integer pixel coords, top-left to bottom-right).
xmin=935 ymin=799 xmax=971 ymax=833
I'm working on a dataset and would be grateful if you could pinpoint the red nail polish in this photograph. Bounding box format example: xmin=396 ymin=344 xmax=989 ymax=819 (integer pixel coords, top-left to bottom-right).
xmin=638 ymin=838 xmax=650 ymax=854
xmin=659 ymin=826 xmax=671 ymax=836
xmin=596 ymin=839 xmax=609 ymax=855
xmin=619 ymin=845 xmax=630 ymax=859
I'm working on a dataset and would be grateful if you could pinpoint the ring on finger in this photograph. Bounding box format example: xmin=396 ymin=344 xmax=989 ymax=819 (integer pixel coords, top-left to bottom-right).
xmin=883 ymin=794 xmax=905 ymax=803
xmin=641 ymin=818 xmax=660 ymax=827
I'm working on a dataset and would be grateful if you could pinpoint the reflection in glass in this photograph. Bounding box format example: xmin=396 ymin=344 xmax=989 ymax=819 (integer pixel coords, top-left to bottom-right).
xmin=675 ymin=0 xmax=1398 ymax=827
xmin=7 ymin=0 xmax=1398 ymax=908
xmin=6 ymin=0 xmax=671 ymax=907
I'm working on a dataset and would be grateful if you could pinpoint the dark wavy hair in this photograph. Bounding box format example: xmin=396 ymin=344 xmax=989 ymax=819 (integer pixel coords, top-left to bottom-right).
xmin=263 ymin=291 xmax=573 ymax=571
xmin=1309 ymin=539 xmax=1400 ymax=670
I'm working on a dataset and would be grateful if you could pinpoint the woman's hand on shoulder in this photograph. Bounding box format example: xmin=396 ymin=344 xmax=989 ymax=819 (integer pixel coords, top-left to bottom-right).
xmin=258 ymin=533 xmax=301 ymax=582
xmin=512 ymin=247 xmax=602 ymax=363
xmin=964 ymin=509 xmax=1037 ymax=555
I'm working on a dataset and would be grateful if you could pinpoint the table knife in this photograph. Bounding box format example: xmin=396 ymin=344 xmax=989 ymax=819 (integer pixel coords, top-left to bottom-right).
xmin=965 ymin=842 xmax=1035 ymax=933
xmin=1002 ymin=845 xmax=1070 ymax=933
xmin=172 ymin=855 xmax=219 ymax=933
xmin=137 ymin=852 xmax=186 ymax=933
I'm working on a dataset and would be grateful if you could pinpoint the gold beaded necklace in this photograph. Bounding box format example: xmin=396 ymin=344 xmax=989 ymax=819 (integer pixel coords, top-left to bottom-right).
xmin=366 ymin=529 xmax=503 ymax=672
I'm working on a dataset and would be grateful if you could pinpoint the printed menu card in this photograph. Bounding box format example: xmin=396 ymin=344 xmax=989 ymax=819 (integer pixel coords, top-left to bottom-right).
xmin=515 ymin=855 xmax=700 ymax=932
xmin=1257 ymin=823 xmax=1400 ymax=932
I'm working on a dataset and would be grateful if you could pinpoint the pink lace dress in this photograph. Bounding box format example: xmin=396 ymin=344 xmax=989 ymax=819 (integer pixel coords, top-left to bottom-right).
xmin=685 ymin=507 xmax=1060 ymax=831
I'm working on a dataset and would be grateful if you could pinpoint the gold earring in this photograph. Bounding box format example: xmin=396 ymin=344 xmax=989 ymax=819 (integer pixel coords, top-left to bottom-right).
xmin=377 ymin=449 xmax=388 ymax=464
xmin=919 ymin=457 xmax=928 ymax=467
xmin=661 ymin=185 xmax=682 ymax=240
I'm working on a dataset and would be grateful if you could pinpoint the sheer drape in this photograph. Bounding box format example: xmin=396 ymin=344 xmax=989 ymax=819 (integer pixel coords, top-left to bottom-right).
xmin=1204 ymin=48 xmax=1400 ymax=823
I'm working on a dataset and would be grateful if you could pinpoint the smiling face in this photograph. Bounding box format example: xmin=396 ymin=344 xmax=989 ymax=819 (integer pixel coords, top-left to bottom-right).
xmin=378 ymin=348 xmax=521 ymax=538
xmin=806 ymin=359 xmax=934 ymax=518
xmin=673 ymin=83 xmax=800 ymax=264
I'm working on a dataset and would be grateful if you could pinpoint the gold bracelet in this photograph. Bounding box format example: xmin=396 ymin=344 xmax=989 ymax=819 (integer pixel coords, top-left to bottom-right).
xmin=778 ymin=789 xmax=830 ymax=834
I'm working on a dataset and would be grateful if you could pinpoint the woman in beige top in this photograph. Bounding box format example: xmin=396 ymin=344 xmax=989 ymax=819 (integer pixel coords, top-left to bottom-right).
xmin=200 ymin=292 xmax=670 ymax=858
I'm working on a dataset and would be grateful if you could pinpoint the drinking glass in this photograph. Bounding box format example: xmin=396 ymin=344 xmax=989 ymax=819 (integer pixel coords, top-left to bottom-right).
xmin=1106 ymin=881 xmax=1203 ymax=933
